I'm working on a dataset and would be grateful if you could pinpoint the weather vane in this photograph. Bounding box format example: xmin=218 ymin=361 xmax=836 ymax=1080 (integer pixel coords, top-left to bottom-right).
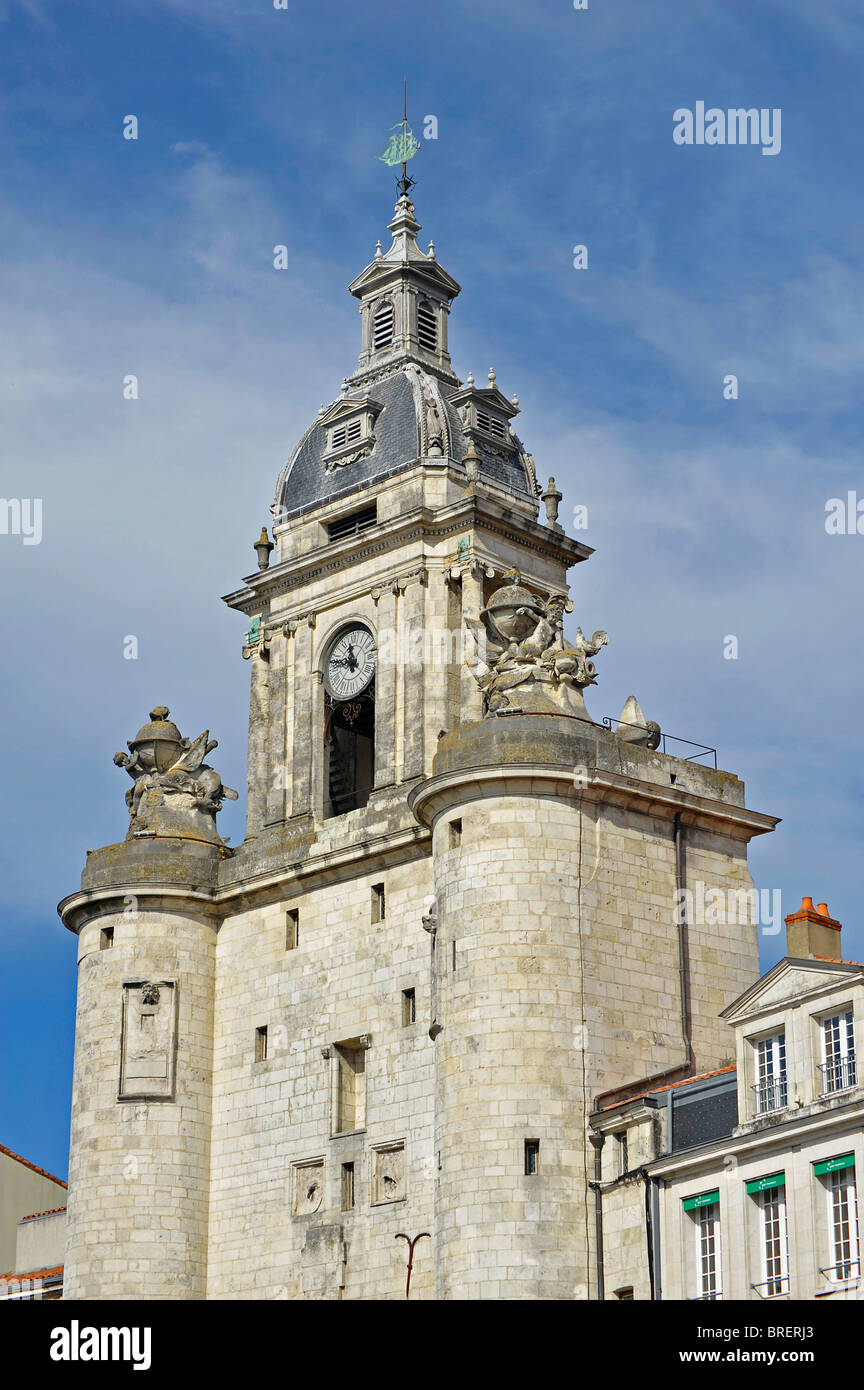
xmin=378 ymin=76 xmax=420 ymax=196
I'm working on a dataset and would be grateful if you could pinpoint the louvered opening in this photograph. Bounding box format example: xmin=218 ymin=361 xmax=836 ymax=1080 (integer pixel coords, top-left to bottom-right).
xmin=417 ymin=301 xmax=437 ymax=351
xmin=372 ymin=301 xmax=395 ymax=350
xmin=330 ymin=418 xmax=364 ymax=452
xmin=475 ymin=410 xmax=506 ymax=439
xmin=328 ymin=504 xmax=378 ymax=543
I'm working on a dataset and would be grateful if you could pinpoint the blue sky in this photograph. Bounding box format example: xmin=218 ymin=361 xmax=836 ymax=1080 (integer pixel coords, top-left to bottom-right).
xmin=1 ymin=0 xmax=863 ymax=1179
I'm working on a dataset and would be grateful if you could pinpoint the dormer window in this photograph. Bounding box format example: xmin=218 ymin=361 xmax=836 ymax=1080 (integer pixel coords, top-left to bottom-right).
xmin=372 ymin=300 xmax=395 ymax=351
xmin=319 ymin=393 xmax=384 ymax=471
xmin=417 ymin=300 xmax=437 ymax=351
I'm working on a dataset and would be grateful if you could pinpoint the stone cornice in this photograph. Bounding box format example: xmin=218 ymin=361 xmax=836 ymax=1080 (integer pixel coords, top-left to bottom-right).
xmin=408 ymin=762 xmax=778 ymax=841
xmin=59 ymin=823 xmax=432 ymax=928
xmin=223 ymin=494 xmax=590 ymax=615
xmin=646 ymin=1097 xmax=864 ymax=1179
xmin=58 ymin=885 xmax=223 ymax=934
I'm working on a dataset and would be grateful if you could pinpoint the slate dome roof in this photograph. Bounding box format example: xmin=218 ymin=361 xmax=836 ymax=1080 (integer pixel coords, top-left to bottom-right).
xmin=274 ymin=365 xmax=537 ymax=522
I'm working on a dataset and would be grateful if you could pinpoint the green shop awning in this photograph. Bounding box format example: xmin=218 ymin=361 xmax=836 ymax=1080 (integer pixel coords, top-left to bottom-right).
xmin=814 ymin=1154 xmax=855 ymax=1177
xmin=746 ymin=1173 xmax=786 ymax=1195
xmin=683 ymin=1190 xmax=720 ymax=1212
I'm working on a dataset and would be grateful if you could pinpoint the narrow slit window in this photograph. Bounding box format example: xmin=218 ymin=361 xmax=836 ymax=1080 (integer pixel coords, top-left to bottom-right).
xmin=371 ymin=883 xmax=386 ymax=923
xmin=334 ymin=1042 xmax=366 ymax=1134
xmin=341 ymin=1162 xmax=355 ymax=1212
xmin=524 ymin=1140 xmax=540 ymax=1176
xmin=449 ymin=819 xmax=462 ymax=848
xmin=286 ymin=908 xmax=299 ymax=951
xmin=100 ymin=927 xmax=114 ymax=950
xmin=402 ymin=988 xmax=416 ymax=1025
xmin=255 ymin=1026 xmax=268 ymax=1062
xmin=617 ymin=1131 xmax=628 ymax=1176
xmin=452 ymin=940 xmax=457 ymax=972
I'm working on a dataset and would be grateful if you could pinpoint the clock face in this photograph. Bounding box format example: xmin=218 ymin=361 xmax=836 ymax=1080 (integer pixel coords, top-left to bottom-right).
xmin=326 ymin=626 xmax=376 ymax=699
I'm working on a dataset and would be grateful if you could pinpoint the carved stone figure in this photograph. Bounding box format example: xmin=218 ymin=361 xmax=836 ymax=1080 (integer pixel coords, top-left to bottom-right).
xmin=465 ymin=571 xmax=608 ymax=719
xmin=114 ymin=706 xmax=238 ymax=846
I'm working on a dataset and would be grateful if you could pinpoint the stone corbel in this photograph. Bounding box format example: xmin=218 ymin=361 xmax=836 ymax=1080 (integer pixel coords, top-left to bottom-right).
xmin=359 ymin=1034 xmax=372 ymax=1050
xmin=321 ymin=1045 xmax=333 ymax=1060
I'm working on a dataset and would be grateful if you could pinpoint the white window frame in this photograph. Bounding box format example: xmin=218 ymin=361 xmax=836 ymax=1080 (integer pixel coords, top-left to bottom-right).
xmin=760 ymin=1186 xmax=789 ymax=1297
xmin=821 ymin=1010 xmax=856 ymax=1094
xmin=753 ymin=1031 xmax=787 ymax=1114
xmin=826 ymin=1167 xmax=860 ymax=1281
xmin=695 ymin=1201 xmax=722 ymax=1300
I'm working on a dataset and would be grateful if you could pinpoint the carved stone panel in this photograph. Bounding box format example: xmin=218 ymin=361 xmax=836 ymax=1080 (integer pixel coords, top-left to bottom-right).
xmin=119 ymin=980 xmax=177 ymax=1101
xmin=372 ymin=1141 xmax=406 ymax=1204
xmin=292 ymin=1158 xmax=325 ymax=1216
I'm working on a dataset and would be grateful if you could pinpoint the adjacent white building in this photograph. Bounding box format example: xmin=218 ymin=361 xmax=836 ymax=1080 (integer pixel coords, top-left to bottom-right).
xmin=593 ymin=898 xmax=863 ymax=1302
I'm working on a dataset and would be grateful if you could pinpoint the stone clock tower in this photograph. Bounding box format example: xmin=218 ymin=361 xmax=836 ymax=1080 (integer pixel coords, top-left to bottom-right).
xmin=59 ymin=186 xmax=777 ymax=1300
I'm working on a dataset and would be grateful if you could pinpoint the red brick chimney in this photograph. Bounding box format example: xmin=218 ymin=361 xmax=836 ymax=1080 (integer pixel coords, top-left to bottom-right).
xmin=785 ymin=896 xmax=843 ymax=961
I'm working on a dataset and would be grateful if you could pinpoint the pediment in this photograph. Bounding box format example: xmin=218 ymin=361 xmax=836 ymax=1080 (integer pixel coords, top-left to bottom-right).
xmin=349 ymin=258 xmax=460 ymax=300
xmin=317 ymin=394 xmax=384 ymax=429
xmin=721 ymin=958 xmax=863 ymax=1023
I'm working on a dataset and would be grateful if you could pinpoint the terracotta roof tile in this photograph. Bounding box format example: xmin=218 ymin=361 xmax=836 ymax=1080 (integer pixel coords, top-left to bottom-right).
xmin=0 ymin=1143 xmax=67 ymax=1189
xmin=598 ymin=1065 xmax=737 ymax=1112
xmin=0 ymin=1265 xmax=63 ymax=1283
xmin=19 ymin=1207 xmax=67 ymax=1222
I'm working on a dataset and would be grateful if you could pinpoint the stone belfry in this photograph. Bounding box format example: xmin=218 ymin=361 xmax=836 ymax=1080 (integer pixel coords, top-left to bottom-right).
xmin=59 ymin=179 xmax=777 ymax=1301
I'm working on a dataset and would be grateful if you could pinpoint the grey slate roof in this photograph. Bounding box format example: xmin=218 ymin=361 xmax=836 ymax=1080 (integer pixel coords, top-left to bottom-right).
xmin=276 ymin=367 xmax=534 ymax=520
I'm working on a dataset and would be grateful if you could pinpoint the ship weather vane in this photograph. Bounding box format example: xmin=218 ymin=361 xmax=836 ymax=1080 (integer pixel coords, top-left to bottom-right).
xmin=378 ymin=75 xmax=421 ymax=195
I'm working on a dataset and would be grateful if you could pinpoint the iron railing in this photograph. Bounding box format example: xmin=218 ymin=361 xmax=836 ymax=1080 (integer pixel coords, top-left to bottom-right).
xmin=752 ymin=1078 xmax=788 ymax=1114
xmin=820 ymin=1260 xmax=860 ymax=1283
xmin=819 ymin=1056 xmax=857 ymax=1094
xmin=751 ymin=1276 xmax=789 ymax=1298
xmin=600 ymin=716 xmax=717 ymax=768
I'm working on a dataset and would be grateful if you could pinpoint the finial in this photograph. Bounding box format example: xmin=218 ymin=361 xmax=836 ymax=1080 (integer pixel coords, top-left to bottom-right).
xmin=428 ymin=240 xmax=435 ymax=259
xmin=541 ymin=477 xmax=563 ymax=530
xmin=375 ymin=239 xmax=383 ymax=260
xmin=341 ymin=378 xmax=349 ymax=397
xmin=254 ymin=526 xmax=275 ymax=571
xmin=466 ymin=370 xmax=475 ymax=387
xmin=150 ymin=706 xmax=170 ymax=721
xmin=512 ymin=393 xmax=519 ymax=407
xmin=317 ymin=403 xmax=326 ymax=417
xmin=488 ymin=367 xmax=496 ymax=386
